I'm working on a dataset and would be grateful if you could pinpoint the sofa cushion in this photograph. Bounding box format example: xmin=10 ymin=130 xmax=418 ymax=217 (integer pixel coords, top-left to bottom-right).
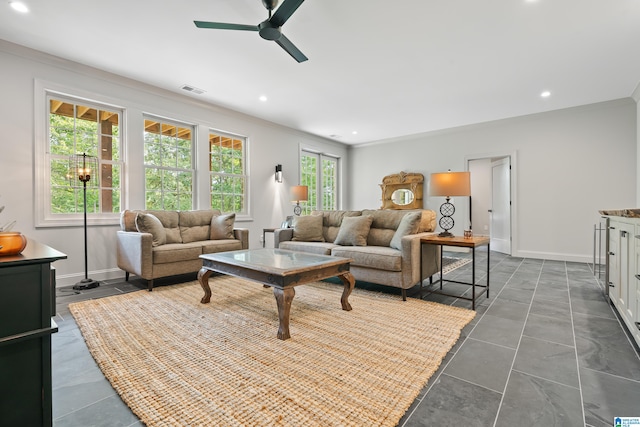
xmin=292 ymin=215 xmax=325 ymax=242
xmin=202 ymin=239 xmax=243 ymax=253
xmin=312 ymin=210 xmax=362 ymax=243
xmin=149 ymin=210 xmax=182 ymax=243
xmin=179 ymin=210 xmax=219 ymax=243
xmin=334 ymin=215 xmax=373 ymax=246
xmin=331 ymin=246 xmax=402 ymax=272
xmin=152 ymin=242 xmax=203 ymax=264
xmin=210 ymin=213 xmax=236 ymax=240
xmin=362 ymin=209 xmax=416 ymax=247
xmin=390 ymin=211 xmax=422 ymax=250
xmin=279 ymin=241 xmax=337 ymax=256
xmin=135 ymin=212 xmax=166 ymax=247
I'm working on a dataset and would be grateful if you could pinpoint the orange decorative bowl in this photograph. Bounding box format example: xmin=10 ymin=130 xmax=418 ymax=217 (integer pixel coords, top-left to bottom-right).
xmin=0 ymin=232 xmax=28 ymax=256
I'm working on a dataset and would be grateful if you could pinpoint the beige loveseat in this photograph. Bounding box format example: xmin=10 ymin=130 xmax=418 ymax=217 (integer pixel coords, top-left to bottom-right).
xmin=274 ymin=209 xmax=440 ymax=300
xmin=116 ymin=209 xmax=248 ymax=291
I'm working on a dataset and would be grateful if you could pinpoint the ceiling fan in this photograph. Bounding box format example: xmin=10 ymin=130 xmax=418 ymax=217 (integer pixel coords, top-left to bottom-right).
xmin=194 ymin=0 xmax=308 ymax=63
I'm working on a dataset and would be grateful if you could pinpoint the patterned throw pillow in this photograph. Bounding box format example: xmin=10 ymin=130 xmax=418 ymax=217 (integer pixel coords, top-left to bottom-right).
xmin=334 ymin=215 xmax=373 ymax=246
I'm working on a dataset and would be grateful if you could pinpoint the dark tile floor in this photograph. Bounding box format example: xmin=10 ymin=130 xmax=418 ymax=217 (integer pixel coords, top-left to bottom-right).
xmin=52 ymin=250 xmax=640 ymax=426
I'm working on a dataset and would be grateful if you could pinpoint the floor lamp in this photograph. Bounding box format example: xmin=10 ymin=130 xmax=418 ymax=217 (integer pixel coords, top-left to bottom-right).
xmin=430 ymin=170 xmax=471 ymax=237
xmin=70 ymin=153 xmax=101 ymax=290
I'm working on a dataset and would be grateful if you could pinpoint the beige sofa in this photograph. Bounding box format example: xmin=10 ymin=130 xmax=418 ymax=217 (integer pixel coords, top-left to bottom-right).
xmin=116 ymin=209 xmax=248 ymax=290
xmin=274 ymin=209 xmax=440 ymax=300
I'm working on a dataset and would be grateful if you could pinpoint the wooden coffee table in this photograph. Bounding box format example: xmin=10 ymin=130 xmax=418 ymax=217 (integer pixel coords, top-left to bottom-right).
xmin=198 ymin=248 xmax=355 ymax=340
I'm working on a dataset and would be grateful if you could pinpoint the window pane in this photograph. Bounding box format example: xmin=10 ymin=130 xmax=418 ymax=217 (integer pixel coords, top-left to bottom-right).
xmin=48 ymin=97 xmax=122 ymax=215
xmin=209 ymin=131 xmax=247 ymax=214
xmin=144 ymin=117 xmax=194 ymax=210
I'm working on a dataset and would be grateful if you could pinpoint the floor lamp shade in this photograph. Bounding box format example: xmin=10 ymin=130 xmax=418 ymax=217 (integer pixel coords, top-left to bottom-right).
xmin=430 ymin=171 xmax=471 ymax=237
xmin=290 ymin=185 xmax=308 ymax=216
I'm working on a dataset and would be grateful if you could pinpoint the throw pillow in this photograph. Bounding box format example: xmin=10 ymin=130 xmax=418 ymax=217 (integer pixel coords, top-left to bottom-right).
xmin=334 ymin=215 xmax=373 ymax=246
xmin=135 ymin=212 xmax=166 ymax=247
xmin=210 ymin=213 xmax=236 ymax=240
xmin=291 ymin=215 xmax=325 ymax=242
xmin=390 ymin=211 xmax=422 ymax=250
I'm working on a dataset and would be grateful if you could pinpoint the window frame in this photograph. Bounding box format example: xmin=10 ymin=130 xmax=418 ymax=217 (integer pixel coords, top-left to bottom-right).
xmin=208 ymin=129 xmax=249 ymax=217
xmin=300 ymin=149 xmax=340 ymax=214
xmin=142 ymin=115 xmax=195 ymax=211
xmin=35 ymin=81 xmax=126 ymax=227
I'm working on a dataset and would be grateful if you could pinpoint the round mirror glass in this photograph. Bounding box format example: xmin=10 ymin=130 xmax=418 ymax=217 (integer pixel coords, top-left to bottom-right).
xmin=391 ymin=189 xmax=415 ymax=206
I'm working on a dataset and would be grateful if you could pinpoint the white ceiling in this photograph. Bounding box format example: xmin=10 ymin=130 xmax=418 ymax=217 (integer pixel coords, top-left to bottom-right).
xmin=2 ymin=0 xmax=640 ymax=145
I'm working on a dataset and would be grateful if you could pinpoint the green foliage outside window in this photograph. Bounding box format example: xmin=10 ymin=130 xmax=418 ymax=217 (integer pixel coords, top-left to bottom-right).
xmin=209 ymin=133 xmax=246 ymax=214
xmin=48 ymin=99 xmax=121 ymax=214
xmin=144 ymin=118 xmax=194 ymax=210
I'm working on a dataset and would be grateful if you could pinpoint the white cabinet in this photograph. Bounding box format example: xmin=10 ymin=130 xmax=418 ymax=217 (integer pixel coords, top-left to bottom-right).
xmin=606 ymin=216 xmax=640 ymax=348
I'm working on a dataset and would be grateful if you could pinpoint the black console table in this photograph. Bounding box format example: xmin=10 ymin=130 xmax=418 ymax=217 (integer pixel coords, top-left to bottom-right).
xmin=0 ymin=240 xmax=66 ymax=427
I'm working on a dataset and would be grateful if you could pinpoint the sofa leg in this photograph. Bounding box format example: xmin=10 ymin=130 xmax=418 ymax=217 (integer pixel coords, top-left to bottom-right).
xmin=125 ymin=272 xmax=129 ymax=282
xmin=147 ymin=279 xmax=154 ymax=292
xmin=401 ymin=288 xmax=407 ymax=301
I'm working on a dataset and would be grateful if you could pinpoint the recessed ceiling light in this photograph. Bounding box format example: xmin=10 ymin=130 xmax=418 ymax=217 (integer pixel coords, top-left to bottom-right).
xmin=259 ymin=95 xmax=267 ymax=102
xmin=540 ymin=91 xmax=551 ymax=98
xmin=9 ymin=1 xmax=29 ymax=13
xmin=352 ymin=131 xmax=358 ymax=135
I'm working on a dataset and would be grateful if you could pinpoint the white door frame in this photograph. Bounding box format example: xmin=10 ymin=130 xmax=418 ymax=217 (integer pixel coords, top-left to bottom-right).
xmin=465 ymin=151 xmax=518 ymax=257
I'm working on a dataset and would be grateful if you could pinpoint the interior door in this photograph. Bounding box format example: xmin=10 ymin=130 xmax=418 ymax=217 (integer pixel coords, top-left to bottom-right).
xmin=490 ymin=157 xmax=511 ymax=254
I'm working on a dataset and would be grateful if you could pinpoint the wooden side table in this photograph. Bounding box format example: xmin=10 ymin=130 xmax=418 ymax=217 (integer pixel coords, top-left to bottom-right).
xmin=420 ymin=235 xmax=490 ymax=310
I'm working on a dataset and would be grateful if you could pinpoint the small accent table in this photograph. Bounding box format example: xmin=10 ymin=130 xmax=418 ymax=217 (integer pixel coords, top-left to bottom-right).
xmin=420 ymin=235 xmax=490 ymax=310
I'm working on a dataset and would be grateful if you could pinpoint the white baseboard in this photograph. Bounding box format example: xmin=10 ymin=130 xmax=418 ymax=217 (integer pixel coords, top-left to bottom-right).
xmin=514 ymin=250 xmax=592 ymax=264
xmin=55 ymin=268 xmax=125 ymax=287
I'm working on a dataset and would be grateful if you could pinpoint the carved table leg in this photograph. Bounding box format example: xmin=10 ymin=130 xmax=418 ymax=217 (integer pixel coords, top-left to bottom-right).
xmin=273 ymin=287 xmax=295 ymax=340
xmin=197 ymin=268 xmax=213 ymax=304
xmin=338 ymin=272 xmax=355 ymax=311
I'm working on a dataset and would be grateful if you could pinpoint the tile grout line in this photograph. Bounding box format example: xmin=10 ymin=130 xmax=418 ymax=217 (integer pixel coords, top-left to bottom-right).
xmin=566 ymin=261 xmax=588 ymax=426
xmin=491 ymin=258 xmax=543 ymax=427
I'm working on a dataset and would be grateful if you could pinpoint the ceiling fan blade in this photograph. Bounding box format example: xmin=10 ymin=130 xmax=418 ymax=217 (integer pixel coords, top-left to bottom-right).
xmin=270 ymin=0 xmax=305 ymax=27
xmin=275 ymin=34 xmax=308 ymax=63
xmin=194 ymin=21 xmax=259 ymax=31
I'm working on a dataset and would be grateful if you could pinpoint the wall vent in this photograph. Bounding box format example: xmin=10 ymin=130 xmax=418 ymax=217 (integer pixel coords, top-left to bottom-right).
xmin=180 ymin=84 xmax=206 ymax=95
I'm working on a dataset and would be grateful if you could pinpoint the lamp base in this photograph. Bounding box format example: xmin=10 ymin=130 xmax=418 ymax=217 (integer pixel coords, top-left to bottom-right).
xmin=438 ymin=231 xmax=454 ymax=238
xmin=73 ymin=278 xmax=100 ymax=290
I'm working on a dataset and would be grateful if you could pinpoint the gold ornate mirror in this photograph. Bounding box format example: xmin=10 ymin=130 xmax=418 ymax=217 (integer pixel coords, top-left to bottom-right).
xmin=380 ymin=171 xmax=424 ymax=210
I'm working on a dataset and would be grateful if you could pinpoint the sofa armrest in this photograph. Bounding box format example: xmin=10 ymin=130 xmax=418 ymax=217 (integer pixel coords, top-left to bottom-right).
xmin=233 ymin=228 xmax=249 ymax=249
xmin=399 ymin=232 xmax=441 ymax=286
xmin=273 ymin=228 xmax=293 ymax=248
xmin=116 ymin=230 xmax=154 ymax=279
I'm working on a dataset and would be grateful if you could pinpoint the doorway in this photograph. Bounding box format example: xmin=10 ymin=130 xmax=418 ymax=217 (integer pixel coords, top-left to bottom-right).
xmin=468 ymin=155 xmax=513 ymax=255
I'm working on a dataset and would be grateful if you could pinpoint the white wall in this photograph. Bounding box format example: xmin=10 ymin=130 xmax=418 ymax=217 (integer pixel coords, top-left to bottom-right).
xmin=348 ymin=100 xmax=637 ymax=262
xmin=0 ymin=40 xmax=349 ymax=285
xmin=468 ymin=158 xmax=492 ymax=234
xmin=634 ymin=82 xmax=640 ymax=205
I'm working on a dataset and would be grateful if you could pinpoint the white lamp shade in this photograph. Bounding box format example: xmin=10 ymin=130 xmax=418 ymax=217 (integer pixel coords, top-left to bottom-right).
xmin=430 ymin=171 xmax=471 ymax=197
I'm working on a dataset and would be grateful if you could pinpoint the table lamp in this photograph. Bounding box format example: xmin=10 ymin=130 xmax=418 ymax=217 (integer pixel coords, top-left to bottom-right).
xmin=430 ymin=170 xmax=471 ymax=237
xmin=290 ymin=185 xmax=308 ymax=216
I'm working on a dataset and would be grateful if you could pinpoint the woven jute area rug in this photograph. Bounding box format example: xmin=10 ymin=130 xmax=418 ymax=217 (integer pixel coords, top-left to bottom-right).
xmin=70 ymin=277 xmax=475 ymax=427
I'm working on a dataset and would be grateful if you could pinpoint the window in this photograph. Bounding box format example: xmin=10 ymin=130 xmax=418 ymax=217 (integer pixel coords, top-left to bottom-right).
xmin=300 ymin=150 xmax=339 ymax=214
xmin=47 ymin=96 xmax=122 ymax=216
xmin=209 ymin=131 xmax=247 ymax=214
xmin=143 ymin=117 xmax=194 ymax=210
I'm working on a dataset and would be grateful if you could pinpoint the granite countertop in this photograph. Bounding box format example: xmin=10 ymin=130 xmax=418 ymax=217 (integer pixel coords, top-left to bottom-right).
xmin=599 ymin=209 xmax=640 ymax=218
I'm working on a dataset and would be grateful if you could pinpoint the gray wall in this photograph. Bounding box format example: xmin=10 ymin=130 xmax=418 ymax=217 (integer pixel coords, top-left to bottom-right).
xmin=0 ymin=40 xmax=348 ymax=285
xmin=348 ymin=99 xmax=637 ymax=262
